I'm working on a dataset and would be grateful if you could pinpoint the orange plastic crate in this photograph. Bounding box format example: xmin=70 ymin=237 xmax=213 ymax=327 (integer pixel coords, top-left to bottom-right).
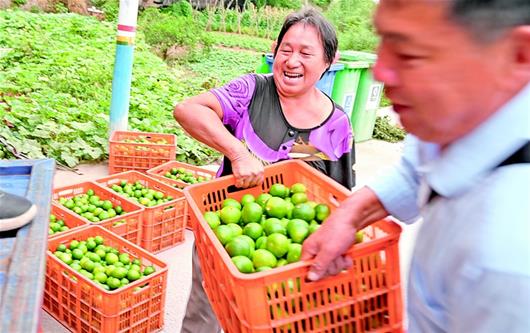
xmin=43 ymin=225 xmax=167 ymax=333
xmin=185 ymin=160 xmax=403 ymax=333
xmin=49 ymin=204 xmax=89 ymax=239
xmin=108 ymin=131 xmax=177 ymax=174
xmin=147 ymin=161 xmax=216 ymax=229
xmin=95 ymin=171 xmax=187 ymax=254
xmin=53 ymin=182 xmax=144 ymax=246
xmin=147 ymin=161 xmax=216 ymax=189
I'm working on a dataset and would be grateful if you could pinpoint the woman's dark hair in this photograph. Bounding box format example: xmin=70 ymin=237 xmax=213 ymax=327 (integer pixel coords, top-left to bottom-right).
xmin=274 ymin=7 xmax=338 ymax=66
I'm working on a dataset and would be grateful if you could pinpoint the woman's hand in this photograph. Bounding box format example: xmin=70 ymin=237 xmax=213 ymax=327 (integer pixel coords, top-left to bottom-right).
xmin=230 ymin=150 xmax=264 ymax=188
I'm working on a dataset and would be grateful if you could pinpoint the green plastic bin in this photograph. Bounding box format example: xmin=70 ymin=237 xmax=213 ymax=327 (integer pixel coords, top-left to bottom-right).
xmin=331 ymin=60 xmax=369 ymax=123
xmin=339 ymin=51 xmax=384 ymax=142
xmin=256 ymin=54 xmax=270 ymax=74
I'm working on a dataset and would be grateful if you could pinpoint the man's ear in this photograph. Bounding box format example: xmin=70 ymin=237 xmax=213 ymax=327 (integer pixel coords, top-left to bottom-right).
xmin=271 ymin=41 xmax=277 ymax=54
xmin=506 ymin=26 xmax=530 ymax=88
xmin=333 ymin=50 xmax=340 ymax=64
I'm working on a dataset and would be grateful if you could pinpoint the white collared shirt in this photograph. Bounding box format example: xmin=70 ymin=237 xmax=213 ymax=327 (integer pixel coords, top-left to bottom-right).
xmin=369 ymin=83 xmax=530 ymax=332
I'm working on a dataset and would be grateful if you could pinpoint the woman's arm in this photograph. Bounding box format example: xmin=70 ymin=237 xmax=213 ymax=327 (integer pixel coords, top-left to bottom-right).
xmin=173 ymin=92 xmax=264 ymax=188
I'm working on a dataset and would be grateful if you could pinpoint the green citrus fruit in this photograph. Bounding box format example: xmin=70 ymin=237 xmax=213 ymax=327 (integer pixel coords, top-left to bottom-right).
xmin=263 ymin=218 xmax=286 ymax=236
xmin=225 ymin=237 xmax=252 ymax=257
xmin=265 ymin=197 xmax=288 ymax=219
xmin=287 ymin=219 xmax=310 ymax=244
xmin=143 ymin=266 xmax=155 ymax=275
xmin=290 ymin=192 xmax=308 ymax=205
xmin=286 ymin=243 xmax=302 ymax=263
xmin=227 ymin=223 xmax=243 ymax=237
xmin=243 ymin=222 xmax=263 ymax=240
xmin=255 ymin=235 xmax=268 ymax=249
xmin=222 ymin=198 xmax=242 ymax=210
xmin=241 ymin=202 xmax=263 ymax=224
xmin=252 ymin=249 xmax=277 ymax=269
xmin=265 ymin=233 xmax=290 ymax=258
xmin=314 ymin=204 xmax=330 ymax=222
xmin=240 ymin=194 xmax=255 ymax=206
xmin=309 ymin=220 xmax=320 ymax=234
xmin=277 ymin=258 xmax=288 ymax=267
xmin=355 ymin=231 xmax=364 ymax=243
xmin=256 ymin=193 xmax=272 ymax=208
xmin=204 ymin=211 xmax=221 ymax=229
xmin=290 ymin=183 xmax=307 ymax=194
xmin=269 ymin=184 xmax=288 ymax=198
xmin=256 ymin=266 xmax=272 ymax=272
xmin=231 ymin=256 xmax=254 ymax=273
xmin=214 ymin=225 xmax=236 ymax=245
xmin=220 ymin=206 xmax=242 ymax=224
xmin=292 ymin=203 xmax=315 ymax=222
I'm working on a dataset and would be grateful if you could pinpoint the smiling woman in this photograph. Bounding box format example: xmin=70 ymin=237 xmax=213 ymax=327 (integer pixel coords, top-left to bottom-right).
xmin=173 ymin=7 xmax=355 ymax=332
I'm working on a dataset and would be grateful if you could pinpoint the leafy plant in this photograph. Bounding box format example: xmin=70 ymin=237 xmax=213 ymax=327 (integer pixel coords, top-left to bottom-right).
xmin=325 ymin=0 xmax=378 ymax=52
xmin=207 ymin=31 xmax=273 ymax=52
xmin=54 ymin=2 xmax=69 ymax=13
xmin=372 ymin=116 xmax=406 ymax=143
xmin=12 ymin=0 xmax=27 ymax=6
xmin=0 ymin=10 xmax=218 ymax=166
xmin=139 ymin=8 xmax=213 ymax=62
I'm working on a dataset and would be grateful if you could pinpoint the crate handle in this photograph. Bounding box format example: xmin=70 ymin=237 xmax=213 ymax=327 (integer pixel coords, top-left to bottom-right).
xmin=226 ymin=184 xmax=260 ymax=193
xmin=327 ymin=193 xmax=341 ymax=208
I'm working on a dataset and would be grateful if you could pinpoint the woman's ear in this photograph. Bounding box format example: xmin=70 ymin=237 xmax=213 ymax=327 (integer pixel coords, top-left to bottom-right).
xmin=271 ymin=41 xmax=277 ymax=54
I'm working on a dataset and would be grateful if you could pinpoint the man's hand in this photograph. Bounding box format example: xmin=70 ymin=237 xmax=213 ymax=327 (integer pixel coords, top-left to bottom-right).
xmin=301 ymin=208 xmax=356 ymax=281
xmin=301 ymin=187 xmax=389 ymax=281
xmin=230 ymin=151 xmax=264 ymax=188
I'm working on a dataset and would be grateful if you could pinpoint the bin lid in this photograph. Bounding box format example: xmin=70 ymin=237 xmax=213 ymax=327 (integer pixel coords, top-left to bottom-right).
xmin=328 ymin=63 xmax=344 ymax=72
xmin=338 ymin=60 xmax=371 ymax=69
xmin=340 ymin=50 xmax=377 ymax=63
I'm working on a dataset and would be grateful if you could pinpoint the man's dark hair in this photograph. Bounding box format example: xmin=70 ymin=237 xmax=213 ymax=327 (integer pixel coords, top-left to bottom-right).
xmin=450 ymin=0 xmax=530 ymax=42
xmin=274 ymin=7 xmax=338 ymax=66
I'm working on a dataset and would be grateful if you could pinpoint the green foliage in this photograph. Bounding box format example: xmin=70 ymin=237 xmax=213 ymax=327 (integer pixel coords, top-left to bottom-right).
xmin=207 ymin=31 xmax=272 ymax=52
xmin=372 ymin=116 xmax=406 ymax=143
xmin=184 ymin=47 xmax=262 ymax=86
xmin=139 ymin=8 xmax=213 ymax=62
xmin=310 ymin=0 xmax=330 ymax=8
xmin=12 ymin=0 xmax=27 ymax=6
xmin=265 ymin=0 xmax=301 ymax=9
xmin=101 ymin=0 xmax=119 ymax=22
xmin=54 ymin=2 xmax=69 ymax=13
xmin=161 ymin=1 xmax=194 ymax=18
xmin=325 ymin=0 xmax=378 ymax=52
xmin=0 ymin=10 xmax=218 ymax=166
xmin=196 ymin=5 xmax=289 ymax=39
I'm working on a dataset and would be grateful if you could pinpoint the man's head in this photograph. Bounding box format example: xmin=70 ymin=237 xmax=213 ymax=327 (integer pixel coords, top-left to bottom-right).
xmin=373 ymin=0 xmax=530 ymax=145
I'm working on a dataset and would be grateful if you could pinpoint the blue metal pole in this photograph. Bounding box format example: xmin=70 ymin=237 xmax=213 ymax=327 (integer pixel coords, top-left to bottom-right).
xmin=109 ymin=0 xmax=139 ymax=135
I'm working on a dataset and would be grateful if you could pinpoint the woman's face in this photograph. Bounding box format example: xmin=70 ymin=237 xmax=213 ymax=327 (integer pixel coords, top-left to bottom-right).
xmin=273 ymin=23 xmax=330 ymax=98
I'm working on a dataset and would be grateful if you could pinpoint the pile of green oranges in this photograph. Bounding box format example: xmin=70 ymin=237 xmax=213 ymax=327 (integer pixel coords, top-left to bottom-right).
xmin=121 ymin=136 xmax=168 ymax=145
xmin=108 ymin=180 xmax=174 ymax=207
xmin=203 ymin=183 xmax=362 ymax=274
xmin=163 ymin=167 xmax=212 ymax=185
xmin=48 ymin=214 xmax=70 ymax=235
xmin=53 ymin=235 xmax=156 ymax=290
xmin=58 ymin=189 xmax=127 ymax=226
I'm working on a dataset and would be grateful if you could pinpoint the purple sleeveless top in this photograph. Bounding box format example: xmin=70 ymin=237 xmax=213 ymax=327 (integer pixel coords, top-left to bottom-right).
xmin=211 ymin=74 xmax=355 ymax=189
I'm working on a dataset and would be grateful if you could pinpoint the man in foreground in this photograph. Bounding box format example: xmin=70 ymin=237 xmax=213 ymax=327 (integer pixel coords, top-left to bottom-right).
xmin=302 ymin=0 xmax=530 ymax=331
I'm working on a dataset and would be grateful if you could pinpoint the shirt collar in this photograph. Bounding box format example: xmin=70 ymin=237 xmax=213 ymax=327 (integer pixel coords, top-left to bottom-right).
xmin=423 ymin=82 xmax=530 ymax=198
